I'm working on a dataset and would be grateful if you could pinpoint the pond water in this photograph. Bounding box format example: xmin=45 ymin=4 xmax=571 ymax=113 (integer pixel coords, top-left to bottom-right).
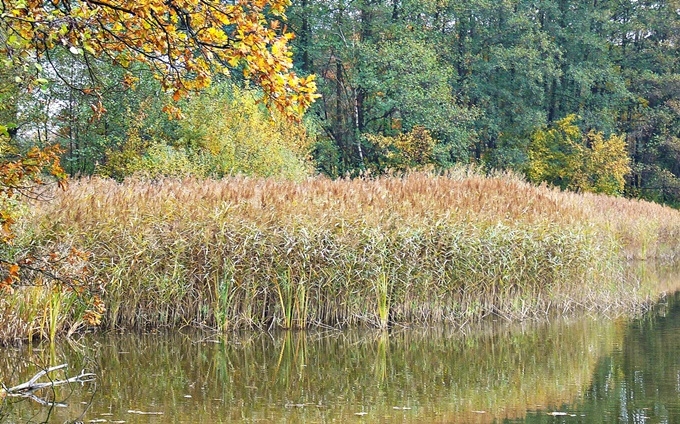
xmin=3 ymin=278 xmax=680 ymax=423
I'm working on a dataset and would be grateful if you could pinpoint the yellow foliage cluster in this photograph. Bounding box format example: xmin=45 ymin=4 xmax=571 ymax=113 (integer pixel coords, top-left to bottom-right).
xmin=365 ymin=126 xmax=437 ymax=173
xmin=180 ymin=85 xmax=314 ymax=179
xmin=527 ymin=115 xmax=630 ymax=195
xmin=1 ymin=0 xmax=318 ymax=118
xmin=100 ymin=86 xmax=314 ymax=180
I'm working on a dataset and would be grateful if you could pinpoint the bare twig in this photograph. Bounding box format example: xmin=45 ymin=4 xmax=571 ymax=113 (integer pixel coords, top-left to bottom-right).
xmin=3 ymin=363 xmax=96 ymax=397
xmin=20 ymin=392 xmax=69 ymax=408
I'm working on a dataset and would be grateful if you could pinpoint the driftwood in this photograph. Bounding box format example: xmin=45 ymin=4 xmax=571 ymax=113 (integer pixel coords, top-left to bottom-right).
xmin=1 ymin=363 xmax=96 ymax=406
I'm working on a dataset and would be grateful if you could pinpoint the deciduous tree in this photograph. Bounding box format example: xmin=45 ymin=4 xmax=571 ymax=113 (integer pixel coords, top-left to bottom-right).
xmin=1 ymin=0 xmax=319 ymax=117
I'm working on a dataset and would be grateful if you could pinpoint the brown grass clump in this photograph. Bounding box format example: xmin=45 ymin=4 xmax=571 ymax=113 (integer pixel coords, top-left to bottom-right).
xmin=4 ymin=170 xmax=680 ymax=339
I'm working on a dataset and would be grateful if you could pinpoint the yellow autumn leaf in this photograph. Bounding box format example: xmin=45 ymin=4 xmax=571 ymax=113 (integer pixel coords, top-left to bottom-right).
xmin=0 ymin=0 xmax=318 ymax=119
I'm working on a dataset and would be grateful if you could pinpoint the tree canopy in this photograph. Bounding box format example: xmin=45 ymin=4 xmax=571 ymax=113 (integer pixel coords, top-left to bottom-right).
xmin=2 ymin=0 xmax=680 ymax=204
xmin=287 ymin=0 xmax=679 ymax=201
xmin=1 ymin=0 xmax=319 ymax=118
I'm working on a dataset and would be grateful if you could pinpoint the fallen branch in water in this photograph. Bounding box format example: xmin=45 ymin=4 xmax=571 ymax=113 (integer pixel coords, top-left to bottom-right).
xmin=1 ymin=363 xmax=96 ymax=402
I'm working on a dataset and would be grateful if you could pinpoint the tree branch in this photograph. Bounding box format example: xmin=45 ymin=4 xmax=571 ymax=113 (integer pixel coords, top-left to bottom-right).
xmin=2 ymin=363 xmax=96 ymax=398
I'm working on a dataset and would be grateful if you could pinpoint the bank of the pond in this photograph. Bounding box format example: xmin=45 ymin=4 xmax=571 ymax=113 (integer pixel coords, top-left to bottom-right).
xmin=3 ymin=171 xmax=680 ymax=342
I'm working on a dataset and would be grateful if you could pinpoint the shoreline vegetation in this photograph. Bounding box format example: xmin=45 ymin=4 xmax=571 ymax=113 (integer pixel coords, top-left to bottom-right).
xmin=3 ymin=169 xmax=680 ymax=343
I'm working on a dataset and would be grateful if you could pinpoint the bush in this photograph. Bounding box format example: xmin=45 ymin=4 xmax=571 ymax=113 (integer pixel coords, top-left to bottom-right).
xmin=364 ymin=126 xmax=437 ymax=173
xmin=527 ymin=115 xmax=630 ymax=195
xmin=99 ymin=84 xmax=315 ymax=180
xmin=177 ymin=84 xmax=314 ymax=179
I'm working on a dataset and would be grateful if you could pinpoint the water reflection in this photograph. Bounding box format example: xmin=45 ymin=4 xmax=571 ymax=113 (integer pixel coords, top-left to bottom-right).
xmin=1 ymin=316 xmax=620 ymax=423
xmin=2 ymin=261 xmax=680 ymax=423
xmin=518 ymin=289 xmax=680 ymax=423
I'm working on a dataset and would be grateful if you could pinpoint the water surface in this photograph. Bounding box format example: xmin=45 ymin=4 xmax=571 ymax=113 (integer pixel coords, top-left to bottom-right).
xmin=517 ymin=291 xmax=680 ymax=423
xmin=2 ymin=275 xmax=680 ymax=423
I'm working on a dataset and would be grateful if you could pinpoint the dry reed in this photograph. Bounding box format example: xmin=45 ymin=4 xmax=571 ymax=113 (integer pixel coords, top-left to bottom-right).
xmin=4 ymin=169 xmax=680 ymax=340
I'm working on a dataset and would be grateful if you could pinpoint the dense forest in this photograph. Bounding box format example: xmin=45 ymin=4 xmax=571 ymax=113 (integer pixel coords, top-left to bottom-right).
xmin=1 ymin=0 xmax=679 ymax=203
xmin=286 ymin=0 xmax=680 ymax=199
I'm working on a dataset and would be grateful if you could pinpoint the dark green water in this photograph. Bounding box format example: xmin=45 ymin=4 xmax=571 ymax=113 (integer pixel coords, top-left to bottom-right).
xmin=2 ymin=293 xmax=680 ymax=423
xmin=515 ymin=291 xmax=680 ymax=424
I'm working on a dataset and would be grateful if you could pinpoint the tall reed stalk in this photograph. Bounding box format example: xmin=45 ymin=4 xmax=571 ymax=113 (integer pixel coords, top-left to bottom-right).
xmin=375 ymin=272 xmax=390 ymax=329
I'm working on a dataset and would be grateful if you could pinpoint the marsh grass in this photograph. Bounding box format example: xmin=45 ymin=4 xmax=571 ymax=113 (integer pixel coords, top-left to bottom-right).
xmin=4 ymin=169 xmax=680 ymax=339
xmin=0 ymin=284 xmax=83 ymax=344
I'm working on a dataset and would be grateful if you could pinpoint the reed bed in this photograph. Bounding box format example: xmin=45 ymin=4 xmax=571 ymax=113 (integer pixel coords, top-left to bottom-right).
xmin=5 ymin=170 xmax=680 ymax=339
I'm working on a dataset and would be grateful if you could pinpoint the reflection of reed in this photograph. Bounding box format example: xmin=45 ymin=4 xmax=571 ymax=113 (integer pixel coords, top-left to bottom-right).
xmin=1 ymin=315 xmax=625 ymax=423
xmin=549 ymin=290 xmax=680 ymax=424
xmin=630 ymin=261 xmax=680 ymax=306
xmin=373 ymin=330 xmax=389 ymax=384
